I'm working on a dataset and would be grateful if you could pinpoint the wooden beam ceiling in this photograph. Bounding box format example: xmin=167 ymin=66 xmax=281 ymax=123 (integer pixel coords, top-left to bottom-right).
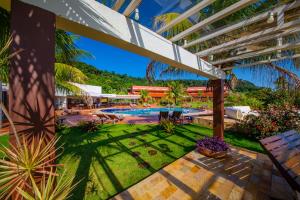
xmin=123 ymin=0 xmax=142 ymax=17
xmin=196 ymin=19 xmax=300 ymax=57
xmin=223 ymin=53 xmax=300 ymax=70
xmin=211 ymin=41 xmax=300 ymax=65
xmin=112 ymin=0 xmax=125 ymax=11
xmin=169 ymin=0 xmax=258 ymax=42
xmin=183 ymin=1 xmax=300 ymax=48
xmin=156 ymin=0 xmax=216 ymax=34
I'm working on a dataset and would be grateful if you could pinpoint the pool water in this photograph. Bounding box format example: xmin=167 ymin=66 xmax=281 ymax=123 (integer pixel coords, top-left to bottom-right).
xmin=100 ymin=107 xmax=202 ymax=116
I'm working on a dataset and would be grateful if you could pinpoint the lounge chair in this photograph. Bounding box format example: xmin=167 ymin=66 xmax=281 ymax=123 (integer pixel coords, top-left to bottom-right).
xmin=63 ymin=108 xmax=79 ymax=116
xmin=95 ymin=113 xmax=110 ymax=124
xmin=260 ymin=130 xmax=300 ymax=198
xmin=170 ymin=111 xmax=183 ymax=124
xmin=106 ymin=113 xmax=124 ymax=124
xmin=159 ymin=111 xmax=169 ymax=121
xmin=143 ymin=103 xmax=150 ymax=107
xmin=130 ymin=103 xmax=137 ymax=108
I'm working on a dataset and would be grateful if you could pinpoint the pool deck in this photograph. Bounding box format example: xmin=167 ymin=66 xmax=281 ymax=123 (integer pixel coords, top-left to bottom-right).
xmin=112 ymin=148 xmax=294 ymax=200
xmin=0 ymin=107 xmax=213 ymax=134
xmin=55 ymin=107 xmax=213 ymax=126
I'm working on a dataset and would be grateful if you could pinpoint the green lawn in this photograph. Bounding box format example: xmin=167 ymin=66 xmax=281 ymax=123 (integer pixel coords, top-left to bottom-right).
xmin=0 ymin=124 xmax=263 ymax=199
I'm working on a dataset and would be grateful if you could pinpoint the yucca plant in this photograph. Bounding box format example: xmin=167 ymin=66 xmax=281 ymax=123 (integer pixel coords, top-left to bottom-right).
xmin=17 ymin=169 xmax=77 ymax=200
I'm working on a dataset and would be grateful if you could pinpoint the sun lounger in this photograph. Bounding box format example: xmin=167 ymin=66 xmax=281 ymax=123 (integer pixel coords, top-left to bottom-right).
xmin=106 ymin=113 xmax=124 ymax=124
xmin=95 ymin=113 xmax=110 ymax=124
xmin=95 ymin=112 xmax=123 ymax=124
xmin=170 ymin=111 xmax=183 ymax=124
xmin=260 ymin=130 xmax=300 ymax=197
xmin=159 ymin=111 xmax=169 ymax=121
xmin=63 ymin=108 xmax=79 ymax=115
xmin=130 ymin=103 xmax=137 ymax=108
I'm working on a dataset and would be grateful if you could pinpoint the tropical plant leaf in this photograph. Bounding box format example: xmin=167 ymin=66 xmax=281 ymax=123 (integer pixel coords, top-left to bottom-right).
xmin=0 ymin=137 xmax=61 ymax=199
xmin=17 ymin=169 xmax=78 ymax=200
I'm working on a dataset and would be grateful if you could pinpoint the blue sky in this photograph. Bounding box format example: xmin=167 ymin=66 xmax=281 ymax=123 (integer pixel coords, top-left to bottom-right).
xmin=77 ymin=37 xmax=300 ymax=88
xmin=77 ymin=37 xmax=258 ymax=85
xmin=76 ymin=0 xmax=300 ymax=88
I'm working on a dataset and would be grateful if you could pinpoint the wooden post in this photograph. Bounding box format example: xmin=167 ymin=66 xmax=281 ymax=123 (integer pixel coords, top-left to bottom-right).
xmin=9 ymin=0 xmax=56 ymax=142
xmin=212 ymin=79 xmax=224 ymax=139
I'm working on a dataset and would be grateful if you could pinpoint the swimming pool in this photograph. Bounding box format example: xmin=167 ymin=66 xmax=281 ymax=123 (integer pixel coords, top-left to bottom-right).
xmin=100 ymin=107 xmax=203 ymax=116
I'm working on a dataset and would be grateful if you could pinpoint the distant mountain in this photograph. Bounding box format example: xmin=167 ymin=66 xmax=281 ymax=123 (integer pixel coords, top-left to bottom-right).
xmin=73 ymin=62 xmax=259 ymax=93
xmin=234 ymin=80 xmax=261 ymax=92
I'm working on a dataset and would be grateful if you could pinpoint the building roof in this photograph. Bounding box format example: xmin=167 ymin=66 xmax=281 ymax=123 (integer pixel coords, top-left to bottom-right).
xmin=70 ymin=82 xmax=102 ymax=97
xmin=186 ymin=87 xmax=207 ymax=92
xmin=132 ymin=86 xmax=169 ymax=92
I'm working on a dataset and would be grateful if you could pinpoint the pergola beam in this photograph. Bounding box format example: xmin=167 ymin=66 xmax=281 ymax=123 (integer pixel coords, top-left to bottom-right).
xmin=204 ymin=28 xmax=300 ymax=58
xmin=123 ymin=0 xmax=142 ymax=17
xmin=183 ymin=1 xmax=300 ymax=48
xmin=170 ymin=0 xmax=258 ymax=42
xmin=196 ymin=19 xmax=300 ymax=57
xmin=223 ymin=53 xmax=300 ymax=70
xmin=5 ymin=0 xmax=225 ymax=80
xmin=112 ymin=0 xmax=125 ymax=11
xmin=211 ymin=41 xmax=300 ymax=65
xmin=156 ymin=0 xmax=216 ymax=34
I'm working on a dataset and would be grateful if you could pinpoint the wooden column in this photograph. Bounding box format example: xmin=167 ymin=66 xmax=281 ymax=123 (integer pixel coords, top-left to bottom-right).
xmin=212 ymin=79 xmax=224 ymax=139
xmin=9 ymin=0 xmax=55 ymax=142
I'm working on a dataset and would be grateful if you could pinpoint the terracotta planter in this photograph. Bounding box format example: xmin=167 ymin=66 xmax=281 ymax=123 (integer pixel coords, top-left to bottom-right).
xmin=197 ymin=146 xmax=229 ymax=159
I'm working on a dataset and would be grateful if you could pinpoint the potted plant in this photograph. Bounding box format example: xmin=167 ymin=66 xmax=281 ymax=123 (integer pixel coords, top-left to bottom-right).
xmin=196 ymin=137 xmax=230 ymax=158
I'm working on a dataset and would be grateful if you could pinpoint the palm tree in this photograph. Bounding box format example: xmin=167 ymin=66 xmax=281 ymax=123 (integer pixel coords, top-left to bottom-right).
xmin=147 ymin=0 xmax=300 ymax=90
xmin=139 ymin=89 xmax=150 ymax=103
xmin=166 ymin=81 xmax=186 ymax=105
xmin=0 ymin=7 xmax=90 ymax=93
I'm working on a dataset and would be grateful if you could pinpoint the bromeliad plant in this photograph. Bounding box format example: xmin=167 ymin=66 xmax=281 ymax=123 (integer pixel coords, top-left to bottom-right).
xmin=0 ymin=137 xmax=58 ymax=199
xmin=0 ymin=88 xmax=76 ymax=200
xmin=78 ymin=120 xmax=99 ymax=133
xmin=196 ymin=137 xmax=229 ymax=153
xmin=159 ymin=119 xmax=175 ymax=133
xmin=0 ymin=136 xmax=77 ymax=200
xmin=17 ymin=169 xmax=77 ymax=200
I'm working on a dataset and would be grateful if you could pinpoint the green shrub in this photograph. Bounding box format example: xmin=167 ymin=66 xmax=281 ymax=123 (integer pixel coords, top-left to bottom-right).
xmin=78 ymin=120 xmax=99 ymax=133
xmin=225 ymin=92 xmax=263 ymax=109
xmin=249 ymin=88 xmax=296 ymax=107
xmin=190 ymin=100 xmax=213 ymax=109
xmin=295 ymin=93 xmax=300 ymax=108
xmin=234 ymin=104 xmax=300 ymax=139
xmin=159 ymin=98 xmax=173 ymax=106
xmin=159 ymin=119 xmax=175 ymax=133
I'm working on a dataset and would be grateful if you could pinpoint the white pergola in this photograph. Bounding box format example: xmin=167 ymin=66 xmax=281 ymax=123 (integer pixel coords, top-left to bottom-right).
xmin=1 ymin=0 xmax=299 ymax=139
xmin=3 ymin=0 xmax=299 ymax=79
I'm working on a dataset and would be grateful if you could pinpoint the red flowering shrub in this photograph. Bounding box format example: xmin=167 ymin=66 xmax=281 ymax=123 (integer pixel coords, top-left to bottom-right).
xmin=235 ymin=104 xmax=300 ymax=139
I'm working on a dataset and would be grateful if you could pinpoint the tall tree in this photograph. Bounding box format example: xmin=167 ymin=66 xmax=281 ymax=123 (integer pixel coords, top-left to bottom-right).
xmin=165 ymin=81 xmax=186 ymax=105
xmin=139 ymin=89 xmax=151 ymax=103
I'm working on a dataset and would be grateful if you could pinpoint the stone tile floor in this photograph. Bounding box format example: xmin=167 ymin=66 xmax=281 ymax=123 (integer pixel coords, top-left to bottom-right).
xmin=112 ymin=148 xmax=295 ymax=200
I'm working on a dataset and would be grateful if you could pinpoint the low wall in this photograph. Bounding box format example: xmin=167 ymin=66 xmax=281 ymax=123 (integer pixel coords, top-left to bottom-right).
xmin=193 ymin=116 xmax=237 ymax=129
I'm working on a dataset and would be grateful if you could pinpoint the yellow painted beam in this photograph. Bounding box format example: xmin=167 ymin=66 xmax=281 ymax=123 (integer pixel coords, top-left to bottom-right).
xmin=0 ymin=0 xmax=11 ymax=11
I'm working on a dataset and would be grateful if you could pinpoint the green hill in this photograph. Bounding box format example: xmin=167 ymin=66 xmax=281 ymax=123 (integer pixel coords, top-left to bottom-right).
xmin=73 ymin=62 xmax=259 ymax=93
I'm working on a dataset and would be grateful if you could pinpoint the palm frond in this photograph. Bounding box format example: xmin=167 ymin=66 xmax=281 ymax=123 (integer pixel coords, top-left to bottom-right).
xmin=154 ymin=13 xmax=192 ymax=39
xmin=55 ymin=30 xmax=94 ymax=64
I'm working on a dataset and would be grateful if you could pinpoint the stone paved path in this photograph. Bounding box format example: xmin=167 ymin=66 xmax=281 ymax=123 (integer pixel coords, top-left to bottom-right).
xmin=112 ymin=148 xmax=295 ymax=200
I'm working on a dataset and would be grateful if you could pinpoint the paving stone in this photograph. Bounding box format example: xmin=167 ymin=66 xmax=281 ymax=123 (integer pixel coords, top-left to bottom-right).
xmin=112 ymin=149 xmax=294 ymax=200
